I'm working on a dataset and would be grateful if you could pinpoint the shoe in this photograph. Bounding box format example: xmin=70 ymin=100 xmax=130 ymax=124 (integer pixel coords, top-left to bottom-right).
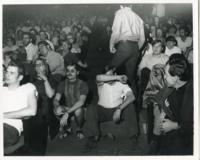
xmin=103 ymin=133 xmax=116 ymax=141
xmin=58 ymin=126 xmax=72 ymax=139
xmin=76 ymin=130 xmax=85 ymax=139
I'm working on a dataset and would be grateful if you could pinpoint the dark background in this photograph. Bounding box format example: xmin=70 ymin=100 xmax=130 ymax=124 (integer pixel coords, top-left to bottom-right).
xmin=3 ymin=4 xmax=192 ymax=21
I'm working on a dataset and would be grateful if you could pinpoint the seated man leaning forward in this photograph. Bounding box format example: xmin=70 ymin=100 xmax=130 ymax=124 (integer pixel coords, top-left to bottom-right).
xmin=83 ymin=67 xmax=138 ymax=152
xmin=53 ymin=63 xmax=89 ymax=139
xmin=2 ymin=61 xmax=38 ymax=150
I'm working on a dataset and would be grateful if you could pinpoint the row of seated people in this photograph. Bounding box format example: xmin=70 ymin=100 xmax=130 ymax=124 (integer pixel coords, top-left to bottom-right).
xmin=3 ymin=51 xmax=193 ymax=156
xmin=2 ymin=57 xmax=138 ymax=155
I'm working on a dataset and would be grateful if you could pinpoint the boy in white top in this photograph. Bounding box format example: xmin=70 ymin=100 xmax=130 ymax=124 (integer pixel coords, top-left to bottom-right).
xmin=83 ymin=67 xmax=138 ymax=152
xmin=164 ymin=36 xmax=182 ymax=57
xmin=2 ymin=61 xmax=37 ymax=148
xmin=176 ymin=26 xmax=192 ymax=54
xmin=138 ymin=40 xmax=169 ymax=76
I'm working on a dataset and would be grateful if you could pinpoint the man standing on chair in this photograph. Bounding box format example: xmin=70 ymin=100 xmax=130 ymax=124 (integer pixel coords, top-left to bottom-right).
xmin=109 ymin=4 xmax=145 ymax=97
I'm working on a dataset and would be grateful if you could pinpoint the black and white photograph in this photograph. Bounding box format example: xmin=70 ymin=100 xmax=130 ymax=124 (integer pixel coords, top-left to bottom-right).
xmin=1 ymin=0 xmax=199 ymax=159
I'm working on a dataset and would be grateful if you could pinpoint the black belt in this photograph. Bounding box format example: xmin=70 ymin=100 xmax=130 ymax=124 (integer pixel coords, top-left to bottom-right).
xmin=118 ymin=40 xmax=138 ymax=43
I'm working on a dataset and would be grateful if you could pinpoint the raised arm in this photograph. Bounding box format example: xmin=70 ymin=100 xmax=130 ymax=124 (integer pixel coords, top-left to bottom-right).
xmin=53 ymin=93 xmax=62 ymax=108
xmin=96 ymin=74 xmax=127 ymax=83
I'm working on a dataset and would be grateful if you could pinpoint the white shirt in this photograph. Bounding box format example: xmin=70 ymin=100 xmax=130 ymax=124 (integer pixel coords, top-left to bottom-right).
xmin=139 ymin=54 xmax=169 ymax=72
xmin=176 ymin=37 xmax=192 ymax=53
xmin=165 ymin=46 xmax=182 ymax=57
xmin=187 ymin=50 xmax=193 ymax=64
xmin=1 ymin=83 xmax=38 ymax=135
xmin=25 ymin=43 xmax=38 ymax=61
xmin=46 ymin=51 xmax=66 ymax=76
xmin=98 ymin=81 xmax=133 ymax=109
xmin=110 ymin=6 xmax=145 ymax=49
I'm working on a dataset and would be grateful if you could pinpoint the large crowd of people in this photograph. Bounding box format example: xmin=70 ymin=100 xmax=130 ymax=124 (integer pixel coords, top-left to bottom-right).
xmin=2 ymin=4 xmax=193 ymax=156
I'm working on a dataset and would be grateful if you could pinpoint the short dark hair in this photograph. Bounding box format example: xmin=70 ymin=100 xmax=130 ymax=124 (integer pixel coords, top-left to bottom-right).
xmin=179 ymin=26 xmax=190 ymax=36
xmin=65 ymin=62 xmax=79 ymax=71
xmin=152 ymin=39 xmax=163 ymax=46
xmin=7 ymin=60 xmax=25 ymax=76
xmin=166 ymin=54 xmax=191 ymax=81
xmin=152 ymin=40 xmax=165 ymax=52
xmin=166 ymin=36 xmax=177 ymax=45
xmin=23 ymin=32 xmax=31 ymax=38
xmin=179 ymin=26 xmax=188 ymax=32
xmin=4 ymin=51 xmax=17 ymax=61
xmin=30 ymin=28 xmax=38 ymax=34
xmin=7 ymin=37 xmax=16 ymax=45
xmin=168 ymin=25 xmax=177 ymax=33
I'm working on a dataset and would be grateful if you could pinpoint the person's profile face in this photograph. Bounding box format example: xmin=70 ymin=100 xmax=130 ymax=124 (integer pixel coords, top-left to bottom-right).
xmin=164 ymin=64 xmax=178 ymax=87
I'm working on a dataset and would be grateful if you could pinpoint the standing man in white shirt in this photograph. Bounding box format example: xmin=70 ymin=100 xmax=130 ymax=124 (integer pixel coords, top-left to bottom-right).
xmin=109 ymin=4 xmax=145 ymax=96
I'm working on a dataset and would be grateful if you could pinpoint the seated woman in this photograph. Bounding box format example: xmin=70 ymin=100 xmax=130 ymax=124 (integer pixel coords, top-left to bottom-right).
xmin=137 ymin=40 xmax=169 ymax=112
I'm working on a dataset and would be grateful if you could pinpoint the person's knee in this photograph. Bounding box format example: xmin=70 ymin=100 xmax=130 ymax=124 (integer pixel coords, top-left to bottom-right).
xmin=122 ymin=103 xmax=137 ymax=118
xmin=74 ymin=108 xmax=84 ymax=118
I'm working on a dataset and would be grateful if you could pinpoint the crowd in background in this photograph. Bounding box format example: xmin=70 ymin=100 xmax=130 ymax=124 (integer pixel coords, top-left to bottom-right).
xmin=2 ymin=4 xmax=193 ymax=156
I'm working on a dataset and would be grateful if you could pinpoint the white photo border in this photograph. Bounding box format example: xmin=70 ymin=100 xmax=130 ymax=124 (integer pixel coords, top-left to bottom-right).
xmin=0 ymin=0 xmax=199 ymax=160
